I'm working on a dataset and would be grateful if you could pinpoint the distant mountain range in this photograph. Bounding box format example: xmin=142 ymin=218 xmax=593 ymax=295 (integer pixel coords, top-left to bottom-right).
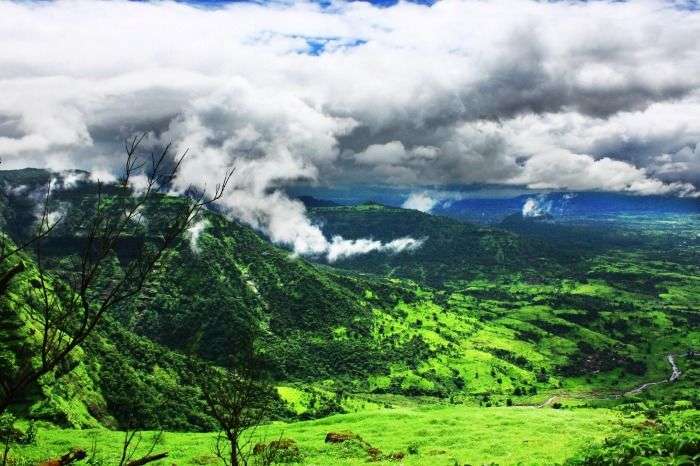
xmin=434 ymin=192 xmax=699 ymax=222
xmin=291 ymin=187 xmax=699 ymax=224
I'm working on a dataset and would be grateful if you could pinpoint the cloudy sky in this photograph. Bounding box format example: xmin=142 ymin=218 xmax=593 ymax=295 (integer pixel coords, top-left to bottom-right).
xmin=1 ymin=0 xmax=699 ymax=255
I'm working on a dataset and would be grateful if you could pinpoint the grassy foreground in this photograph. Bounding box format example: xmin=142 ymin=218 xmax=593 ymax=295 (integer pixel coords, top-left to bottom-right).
xmin=15 ymin=405 xmax=622 ymax=465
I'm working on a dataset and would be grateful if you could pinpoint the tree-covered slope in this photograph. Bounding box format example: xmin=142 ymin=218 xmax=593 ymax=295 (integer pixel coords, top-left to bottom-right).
xmin=308 ymin=203 xmax=565 ymax=285
xmin=114 ymin=209 xmax=412 ymax=381
xmin=1 ymin=169 xmax=698 ymax=434
xmin=0 ymin=236 xmax=215 ymax=430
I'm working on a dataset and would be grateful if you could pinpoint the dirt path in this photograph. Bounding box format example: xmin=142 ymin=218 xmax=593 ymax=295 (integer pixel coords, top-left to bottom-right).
xmin=624 ymin=354 xmax=681 ymax=396
xmin=536 ymin=396 xmax=559 ymax=408
xmin=667 ymin=354 xmax=681 ymax=382
xmin=522 ymin=353 xmax=682 ymax=407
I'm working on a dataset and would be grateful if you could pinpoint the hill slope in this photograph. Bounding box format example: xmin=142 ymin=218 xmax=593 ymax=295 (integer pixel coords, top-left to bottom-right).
xmin=0 ymin=238 xmax=215 ymax=430
xmin=1 ymin=169 xmax=698 ymax=432
xmin=309 ymin=203 xmax=570 ymax=285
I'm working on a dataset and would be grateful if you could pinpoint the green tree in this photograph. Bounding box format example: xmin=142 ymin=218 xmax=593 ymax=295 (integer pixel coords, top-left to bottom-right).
xmin=190 ymin=346 xmax=277 ymax=466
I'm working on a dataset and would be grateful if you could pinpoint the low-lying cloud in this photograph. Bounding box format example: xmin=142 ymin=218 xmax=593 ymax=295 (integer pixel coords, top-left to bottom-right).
xmin=327 ymin=236 xmax=425 ymax=263
xmin=402 ymin=190 xmax=467 ymax=213
xmin=188 ymin=218 xmax=210 ymax=254
xmin=1 ymin=0 xmax=699 ymax=256
xmin=402 ymin=192 xmax=439 ymax=213
xmin=522 ymin=195 xmax=554 ymax=218
xmin=521 ymin=193 xmax=575 ymax=218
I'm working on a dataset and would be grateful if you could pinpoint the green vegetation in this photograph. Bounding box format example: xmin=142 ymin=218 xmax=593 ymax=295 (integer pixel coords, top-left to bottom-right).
xmin=12 ymin=406 xmax=622 ymax=465
xmin=566 ymin=410 xmax=700 ymax=465
xmin=0 ymin=169 xmax=698 ymax=464
xmin=309 ymin=204 xmax=557 ymax=286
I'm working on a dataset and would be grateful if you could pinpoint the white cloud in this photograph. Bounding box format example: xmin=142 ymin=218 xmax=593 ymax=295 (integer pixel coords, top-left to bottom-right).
xmin=0 ymin=0 xmax=698 ymax=254
xmin=401 ymin=190 xmax=468 ymax=213
xmin=522 ymin=197 xmax=543 ymax=218
xmin=511 ymin=149 xmax=698 ymax=197
xmin=522 ymin=195 xmax=554 ymax=218
xmin=50 ymin=170 xmax=88 ymax=191
xmin=327 ymin=235 xmax=425 ymax=263
xmin=188 ymin=218 xmax=210 ymax=254
xmin=4 ymin=183 xmax=28 ymax=196
xmin=402 ymin=192 xmax=438 ymax=213
xmin=384 ymin=237 xmax=425 ymax=254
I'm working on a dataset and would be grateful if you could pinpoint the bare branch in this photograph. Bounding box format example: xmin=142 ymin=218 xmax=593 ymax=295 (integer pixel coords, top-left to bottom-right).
xmin=0 ymin=135 xmax=234 ymax=416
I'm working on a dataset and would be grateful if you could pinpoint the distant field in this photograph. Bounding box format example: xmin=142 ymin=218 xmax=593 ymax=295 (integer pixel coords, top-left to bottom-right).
xmin=16 ymin=406 xmax=623 ymax=465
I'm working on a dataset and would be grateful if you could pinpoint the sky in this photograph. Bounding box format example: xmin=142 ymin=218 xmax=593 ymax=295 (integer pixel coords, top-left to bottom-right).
xmin=1 ymin=0 xmax=699 ymax=256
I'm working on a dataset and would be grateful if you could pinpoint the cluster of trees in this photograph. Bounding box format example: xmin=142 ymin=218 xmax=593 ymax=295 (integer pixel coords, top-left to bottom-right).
xmin=0 ymin=140 xmax=278 ymax=466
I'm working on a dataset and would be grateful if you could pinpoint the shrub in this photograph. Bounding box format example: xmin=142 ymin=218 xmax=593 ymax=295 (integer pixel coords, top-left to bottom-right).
xmin=190 ymin=455 xmax=218 ymax=465
xmin=566 ymin=412 xmax=700 ymax=465
xmin=253 ymin=438 xmax=302 ymax=465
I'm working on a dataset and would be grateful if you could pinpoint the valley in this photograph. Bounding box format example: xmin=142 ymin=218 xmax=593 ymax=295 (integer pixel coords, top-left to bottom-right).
xmin=0 ymin=169 xmax=698 ymax=465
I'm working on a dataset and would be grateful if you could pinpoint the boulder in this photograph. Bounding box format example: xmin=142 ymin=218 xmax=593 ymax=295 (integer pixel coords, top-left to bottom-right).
xmin=324 ymin=431 xmax=358 ymax=443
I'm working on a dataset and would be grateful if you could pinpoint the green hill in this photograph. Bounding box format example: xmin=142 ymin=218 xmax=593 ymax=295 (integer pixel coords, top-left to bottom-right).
xmin=0 ymin=238 xmax=215 ymax=430
xmin=308 ymin=203 xmax=567 ymax=285
xmin=1 ymin=169 xmax=698 ymax=464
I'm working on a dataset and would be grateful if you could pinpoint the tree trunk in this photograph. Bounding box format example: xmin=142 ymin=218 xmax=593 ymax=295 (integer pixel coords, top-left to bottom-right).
xmin=229 ymin=433 xmax=239 ymax=466
xmin=0 ymin=396 xmax=14 ymax=417
xmin=125 ymin=452 xmax=168 ymax=466
xmin=2 ymin=439 xmax=11 ymax=466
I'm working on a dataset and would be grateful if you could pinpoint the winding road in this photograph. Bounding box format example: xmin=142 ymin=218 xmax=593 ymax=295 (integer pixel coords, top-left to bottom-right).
xmin=667 ymin=354 xmax=682 ymax=382
xmin=523 ymin=353 xmax=683 ymax=408
xmin=536 ymin=396 xmax=560 ymax=408
xmin=624 ymin=353 xmax=681 ymax=396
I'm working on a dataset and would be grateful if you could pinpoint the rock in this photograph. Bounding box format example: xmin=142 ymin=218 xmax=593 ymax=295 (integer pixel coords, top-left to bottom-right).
xmin=386 ymin=451 xmax=406 ymax=461
xmin=367 ymin=447 xmax=383 ymax=461
xmin=324 ymin=431 xmax=357 ymax=443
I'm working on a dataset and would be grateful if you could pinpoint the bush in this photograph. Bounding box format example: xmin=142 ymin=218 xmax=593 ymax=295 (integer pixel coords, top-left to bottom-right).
xmin=334 ymin=438 xmax=371 ymax=459
xmin=407 ymin=441 xmax=420 ymax=455
xmin=566 ymin=412 xmax=700 ymax=465
xmin=253 ymin=438 xmax=303 ymax=465
xmin=16 ymin=422 xmax=37 ymax=446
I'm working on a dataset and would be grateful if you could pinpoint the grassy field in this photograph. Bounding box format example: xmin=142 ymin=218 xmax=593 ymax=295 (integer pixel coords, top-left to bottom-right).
xmin=15 ymin=405 xmax=625 ymax=465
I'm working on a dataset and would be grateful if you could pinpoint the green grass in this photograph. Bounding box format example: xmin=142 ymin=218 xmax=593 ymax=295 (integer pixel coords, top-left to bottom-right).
xmin=15 ymin=405 xmax=624 ymax=465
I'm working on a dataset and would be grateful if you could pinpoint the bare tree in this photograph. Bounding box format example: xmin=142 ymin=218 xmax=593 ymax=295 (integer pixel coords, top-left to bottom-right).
xmin=0 ymin=135 xmax=233 ymax=415
xmin=190 ymin=348 xmax=276 ymax=466
xmin=117 ymin=425 xmax=167 ymax=466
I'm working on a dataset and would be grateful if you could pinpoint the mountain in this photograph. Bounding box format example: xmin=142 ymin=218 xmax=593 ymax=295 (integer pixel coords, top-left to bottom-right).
xmin=0 ymin=239 xmax=216 ymax=430
xmin=433 ymin=191 xmax=700 ymax=223
xmin=308 ymin=203 xmax=567 ymax=285
xmin=1 ymin=169 xmax=698 ymax=448
xmin=296 ymin=195 xmax=342 ymax=209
